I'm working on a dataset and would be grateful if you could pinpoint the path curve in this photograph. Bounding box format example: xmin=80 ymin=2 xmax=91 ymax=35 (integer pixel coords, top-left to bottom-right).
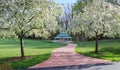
xmin=29 ymin=44 xmax=111 ymax=69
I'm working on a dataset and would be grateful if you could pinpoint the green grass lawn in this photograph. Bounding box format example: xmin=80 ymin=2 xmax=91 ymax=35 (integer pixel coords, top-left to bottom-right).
xmin=75 ymin=39 xmax=120 ymax=61
xmin=0 ymin=39 xmax=65 ymax=69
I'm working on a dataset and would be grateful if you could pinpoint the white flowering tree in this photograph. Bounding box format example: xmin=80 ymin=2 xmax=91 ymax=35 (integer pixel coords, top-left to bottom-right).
xmin=84 ymin=0 xmax=118 ymax=54
xmin=68 ymin=12 xmax=88 ymax=41
xmin=109 ymin=5 xmax=120 ymax=37
xmin=0 ymin=0 xmax=14 ymax=38
xmin=106 ymin=0 xmax=120 ymax=5
xmin=70 ymin=0 xmax=120 ymax=54
xmin=3 ymin=0 xmax=62 ymax=58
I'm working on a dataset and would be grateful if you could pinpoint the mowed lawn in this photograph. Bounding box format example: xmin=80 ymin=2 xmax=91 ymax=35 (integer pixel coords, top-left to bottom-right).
xmin=75 ymin=39 xmax=120 ymax=61
xmin=0 ymin=39 xmax=65 ymax=69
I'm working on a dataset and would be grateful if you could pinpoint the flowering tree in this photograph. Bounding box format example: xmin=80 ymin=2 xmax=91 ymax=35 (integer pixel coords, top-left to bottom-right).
xmin=83 ymin=0 xmax=112 ymax=54
xmin=106 ymin=0 xmax=120 ymax=5
xmin=3 ymin=0 xmax=62 ymax=58
xmin=70 ymin=0 xmax=120 ymax=54
xmin=108 ymin=4 xmax=120 ymax=37
xmin=0 ymin=0 xmax=14 ymax=38
xmin=68 ymin=12 xmax=88 ymax=41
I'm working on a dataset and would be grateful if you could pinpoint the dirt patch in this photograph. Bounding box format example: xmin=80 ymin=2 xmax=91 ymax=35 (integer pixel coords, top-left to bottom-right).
xmin=0 ymin=56 xmax=34 ymax=64
xmin=0 ymin=63 xmax=12 ymax=70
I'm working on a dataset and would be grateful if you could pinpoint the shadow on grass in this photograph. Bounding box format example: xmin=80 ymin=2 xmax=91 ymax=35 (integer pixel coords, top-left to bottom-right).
xmin=101 ymin=47 xmax=120 ymax=54
xmin=28 ymin=63 xmax=112 ymax=70
xmin=0 ymin=53 xmax=51 ymax=69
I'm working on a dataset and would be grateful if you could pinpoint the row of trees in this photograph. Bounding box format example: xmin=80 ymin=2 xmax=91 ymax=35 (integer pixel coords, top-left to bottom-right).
xmin=0 ymin=0 xmax=63 ymax=58
xmin=70 ymin=0 xmax=120 ymax=54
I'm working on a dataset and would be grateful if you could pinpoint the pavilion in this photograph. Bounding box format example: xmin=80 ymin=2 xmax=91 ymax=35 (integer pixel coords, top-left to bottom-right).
xmin=53 ymin=32 xmax=72 ymax=43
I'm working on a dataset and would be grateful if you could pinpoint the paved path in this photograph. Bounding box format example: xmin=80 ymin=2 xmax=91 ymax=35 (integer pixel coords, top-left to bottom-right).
xmin=29 ymin=44 xmax=111 ymax=69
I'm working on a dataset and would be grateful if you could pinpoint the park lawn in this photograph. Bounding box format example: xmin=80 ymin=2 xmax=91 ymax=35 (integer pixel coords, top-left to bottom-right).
xmin=0 ymin=39 xmax=65 ymax=69
xmin=75 ymin=39 xmax=120 ymax=61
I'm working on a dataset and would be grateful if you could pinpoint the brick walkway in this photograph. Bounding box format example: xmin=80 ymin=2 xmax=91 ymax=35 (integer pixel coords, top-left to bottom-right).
xmin=29 ymin=44 xmax=111 ymax=69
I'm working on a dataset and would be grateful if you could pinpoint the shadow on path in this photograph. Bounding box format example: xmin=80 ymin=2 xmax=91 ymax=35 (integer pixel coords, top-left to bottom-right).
xmin=28 ymin=63 xmax=112 ymax=70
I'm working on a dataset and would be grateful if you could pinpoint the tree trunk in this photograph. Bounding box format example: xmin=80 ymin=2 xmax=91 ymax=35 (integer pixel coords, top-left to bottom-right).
xmin=95 ymin=32 xmax=99 ymax=54
xmin=20 ymin=36 xmax=24 ymax=58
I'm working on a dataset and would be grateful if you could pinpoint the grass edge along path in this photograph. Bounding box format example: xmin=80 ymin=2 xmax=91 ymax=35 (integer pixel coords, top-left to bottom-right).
xmin=75 ymin=39 xmax=120 ymax=61
xmin=11 ymin=53 xmax=51 ymax=69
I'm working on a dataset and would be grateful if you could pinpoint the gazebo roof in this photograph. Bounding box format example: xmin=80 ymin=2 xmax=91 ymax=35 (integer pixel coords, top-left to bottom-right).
xmin=55 ymin=32 xmax=72 ymax=38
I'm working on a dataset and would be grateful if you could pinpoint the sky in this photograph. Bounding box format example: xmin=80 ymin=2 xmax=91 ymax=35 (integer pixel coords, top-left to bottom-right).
xmin=54 ymin=0 xmax=77 ymax=4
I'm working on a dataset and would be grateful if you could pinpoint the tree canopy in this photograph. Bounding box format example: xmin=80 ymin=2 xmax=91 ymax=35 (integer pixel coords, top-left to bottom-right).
xmin=2 ymin=0 xmax=62 ymax=57
xmin=70 ymin=0 xmax=120 ymax=53
xmin=73 ymin=0 xmax=92 ymax=13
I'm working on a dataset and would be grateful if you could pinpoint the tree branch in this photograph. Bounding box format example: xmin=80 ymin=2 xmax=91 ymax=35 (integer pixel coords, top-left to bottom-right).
xmin=25 ymin=15 xmax=34 ymax=24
